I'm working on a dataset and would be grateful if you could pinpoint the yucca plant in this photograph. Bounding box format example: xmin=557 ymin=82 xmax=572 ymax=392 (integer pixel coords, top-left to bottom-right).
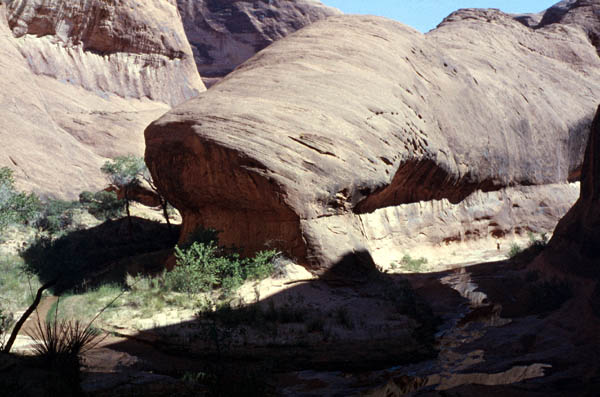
xmin=26 ymin=316 xmax=104 ymax=366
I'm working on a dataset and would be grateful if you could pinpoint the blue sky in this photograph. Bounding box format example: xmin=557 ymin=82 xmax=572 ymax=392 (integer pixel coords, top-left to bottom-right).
xmin=323 ymin=1 xmax=559 ymax=32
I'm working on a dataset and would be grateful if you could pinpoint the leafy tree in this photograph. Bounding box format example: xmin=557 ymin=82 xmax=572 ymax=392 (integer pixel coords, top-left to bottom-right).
xmin=0 ymin=166 xmax=40 ymax=230
xmin=101 ymin=155 xmax=145 ymax=234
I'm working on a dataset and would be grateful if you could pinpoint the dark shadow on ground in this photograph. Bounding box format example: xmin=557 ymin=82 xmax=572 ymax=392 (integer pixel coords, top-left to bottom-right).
xmin=84 ymin=250 xmax=456 ymax=396
xmin=20 ymin=217 xmax=179 ymax=293
xmin=85 ymin=246 xmax=600 ymax=396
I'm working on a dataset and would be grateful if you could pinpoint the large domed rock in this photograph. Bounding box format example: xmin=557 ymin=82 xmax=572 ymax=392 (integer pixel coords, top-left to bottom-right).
xmin=145 ymin=8 xmax=600 ymax=271
xmin=0 ymin=0 xmax=205 ymax=198
xmin=176 ymin=0 xmax=340 ymax=80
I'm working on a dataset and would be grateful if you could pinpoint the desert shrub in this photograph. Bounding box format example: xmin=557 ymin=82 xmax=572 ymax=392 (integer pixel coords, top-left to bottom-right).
xmin=0 ymin=307 xmax=14 ymax=349
xmin=391 ymin=254 xmax=428 ymax=272
xmin=35 ymin=199 xmax=81 ymax=234
xmin=528 ymin=231 xmax=549 ymax=248
xmin=0 ymin=167 xmax=41 ymax=229
xmin=78 ymin=190 xmax=125 ymax=221
xmin=507 ymin=243 xmax=523 ymax=259
xmin=165 ymin=229 xmax=278 ymax=296
xmin=0 ymin=255 xmax=42 ymax=312
xmin=245 ymin=250 xmax=278 ymax=281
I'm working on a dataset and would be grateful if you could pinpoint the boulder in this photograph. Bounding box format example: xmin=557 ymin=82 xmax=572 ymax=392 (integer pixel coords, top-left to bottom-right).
xmin=0 ymin=0 xmax=205 ymax=198
xmin=146 ymin=8 xmax=600 ymax=271
xmin=177 ymin=0 xmax=340 ymax=80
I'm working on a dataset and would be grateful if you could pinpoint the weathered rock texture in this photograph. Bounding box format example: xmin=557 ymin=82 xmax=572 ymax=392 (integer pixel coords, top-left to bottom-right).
xmin=177 ymin=0 xmax=340 ymax=79
xmin=146 ymin=6 xmax=600 ymax=270
xmin=0 ymin=0 xmax=205 ymax=198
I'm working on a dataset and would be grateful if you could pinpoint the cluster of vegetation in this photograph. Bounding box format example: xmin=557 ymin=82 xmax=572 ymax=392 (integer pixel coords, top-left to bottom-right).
xmin=507 ymin=232 xmax=549 ymax=259
xmin=391 ymin=254 xmax=429 ymax=273
xmin=165 ymin=229 xmax=279 ymax=297
xmin=1 ymin=155 xmax=173 ymax=239
xmin=0 ymin=167 xmax=40 ymax=230
xmin=0 ymin=165 xmax=127 ymax=239
xmin=0 ymin=307 xmax=14 ymax=349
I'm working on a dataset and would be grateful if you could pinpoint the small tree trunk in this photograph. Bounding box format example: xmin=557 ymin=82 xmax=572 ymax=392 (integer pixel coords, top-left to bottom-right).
xmin=3 ymin=279 xmax=57 ymax=353
xmin=161 ymin=198 xmax=171 ymax=231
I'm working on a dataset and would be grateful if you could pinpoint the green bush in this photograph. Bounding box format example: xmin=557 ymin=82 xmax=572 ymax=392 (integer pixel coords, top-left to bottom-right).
xmin=165 ymin=230 xmax=278 ymax=296
xmin=391 ymin=254 xmax=428 ymax=272
xmin=0 ymin=307 xmax=14 ymax=348
xmin=35 ymin=199 xmax=81 ymax=234
xmin=78 ymin=190 xmax=125 ymax=221
xmin=0 ymin=166 xmax=41 ymax=229
xmin=507 ymin=243 xmax=523 ymax=259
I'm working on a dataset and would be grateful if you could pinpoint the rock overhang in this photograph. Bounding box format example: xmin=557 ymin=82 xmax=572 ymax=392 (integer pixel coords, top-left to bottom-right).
xmin=145 ymin=12 xmax=600 ymax=270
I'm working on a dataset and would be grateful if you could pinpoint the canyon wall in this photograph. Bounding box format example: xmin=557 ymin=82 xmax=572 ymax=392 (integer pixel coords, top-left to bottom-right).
xmin=0 ymin=0 xmax=205 ymax=198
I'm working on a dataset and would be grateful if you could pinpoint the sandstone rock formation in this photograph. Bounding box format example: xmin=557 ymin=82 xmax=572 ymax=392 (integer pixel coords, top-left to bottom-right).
xmin=146 ymin=6 xmax=600 ymax=271
xmin=538 ymin=105 xmax=600 ymax=274
xmin=514 ymin=0 xmax=600 ymax=54
xmin=176 ymin=0 xmax=340 ymax=81
xmin=0 ymin=0 xmax=205 ymax=198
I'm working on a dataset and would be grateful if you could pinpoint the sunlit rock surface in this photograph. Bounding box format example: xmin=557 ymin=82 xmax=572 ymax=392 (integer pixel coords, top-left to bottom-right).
xmin=0 ymin=0 xmax=205 ymax=198
xmin=146 ymin=9 xmax=600 ymax=270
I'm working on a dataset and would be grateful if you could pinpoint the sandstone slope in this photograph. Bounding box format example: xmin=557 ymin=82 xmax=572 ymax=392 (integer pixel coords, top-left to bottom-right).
xmin=146 ymin=6 xmax=600 ymax=270
xmin=0 ymin=0 xmax=205 ymax=198
xmin=177 ymin=0 xmax=340 ymax=81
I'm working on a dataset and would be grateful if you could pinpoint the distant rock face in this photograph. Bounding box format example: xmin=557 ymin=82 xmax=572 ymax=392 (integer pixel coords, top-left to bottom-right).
xmin=514 ymin=0 xmax=600 ymax=53
xmin=146 ymin=9 xmax=600 ymax=270
xmin=177 ymin=0 xmax=340 ymax=79
xmin=7 ymin=0 xmax=203 ymax=106
xmin=0 ymin=1 xmax=204 ymax=198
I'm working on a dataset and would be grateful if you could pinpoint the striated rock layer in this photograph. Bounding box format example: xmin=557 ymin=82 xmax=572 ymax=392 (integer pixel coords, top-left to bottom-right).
xmin=177 ymin=0 xmax=340 ymax=80
xmin=146 ymin=7 xmax=600 ymax=271
xmin=0 ymin=0 xmax=205 ymax=198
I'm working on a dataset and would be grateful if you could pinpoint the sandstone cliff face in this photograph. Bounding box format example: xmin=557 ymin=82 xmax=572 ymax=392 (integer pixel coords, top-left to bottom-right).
xmin=177 ymin=0 xmax=340 ymax=79
xmin=538 ymin=105 xmax=600 ymax=274
xmin=146 ymin=8 xmax=600 ymax=270
xmin=0 ymin=1 xmax=205 ymax=197
xmin=7 ymin=0 xmax=203 ymax=106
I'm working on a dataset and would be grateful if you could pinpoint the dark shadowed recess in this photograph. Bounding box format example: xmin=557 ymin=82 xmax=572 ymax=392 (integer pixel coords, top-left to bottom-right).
xmin=355 ymin=113 xmax=593 ymax=214
xmin=21 ymin=217 xmax=180 ymax=294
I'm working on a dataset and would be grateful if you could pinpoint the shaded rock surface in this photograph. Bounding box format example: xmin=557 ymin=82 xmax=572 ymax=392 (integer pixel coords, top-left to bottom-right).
xmin=536 ymin=104 xmax=600 ymax=275
xmin=146 ymin=7 xmax=600 ymax=270
xmin=0 ymin=0 xmax=205 ymax=198
xmin=177 ymin=0 xmax=340 ymax=79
